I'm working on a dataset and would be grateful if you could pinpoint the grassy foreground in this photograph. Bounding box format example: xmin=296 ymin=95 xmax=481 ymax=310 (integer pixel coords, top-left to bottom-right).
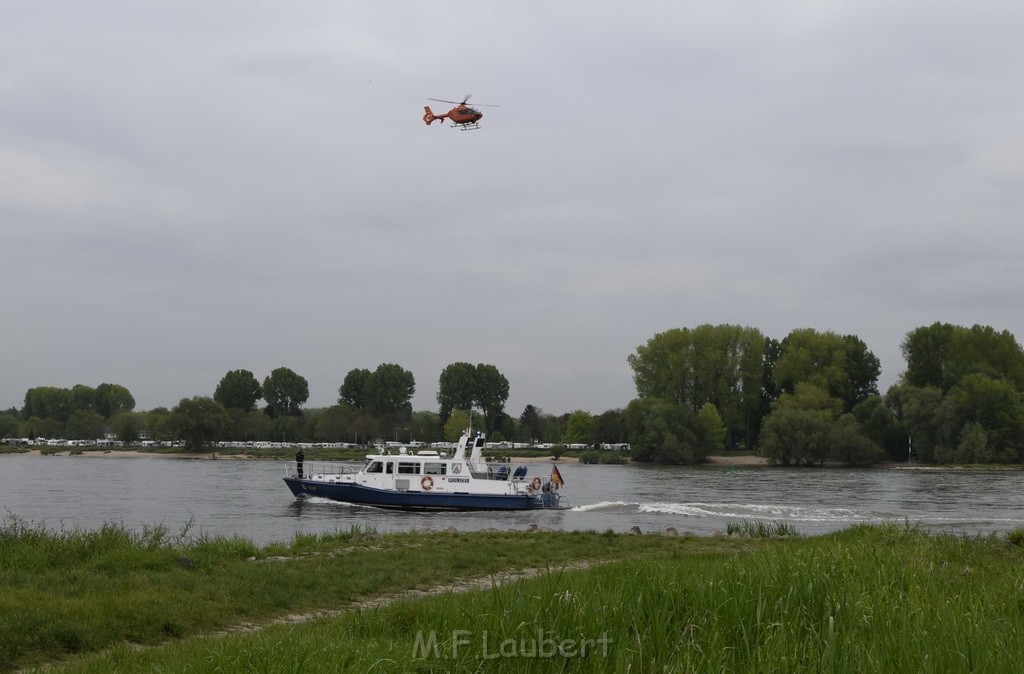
xmin=4 ymin=520 xmax=1024 ymax=672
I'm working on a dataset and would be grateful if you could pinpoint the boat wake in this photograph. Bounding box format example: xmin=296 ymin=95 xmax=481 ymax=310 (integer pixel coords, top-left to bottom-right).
xmin=572 ymin=500 xmax=879 ymax=524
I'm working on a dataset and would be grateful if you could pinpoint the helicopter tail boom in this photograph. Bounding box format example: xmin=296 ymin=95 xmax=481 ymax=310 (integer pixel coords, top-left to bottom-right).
xmin=423 ymin=106 xmax=439 ymax=125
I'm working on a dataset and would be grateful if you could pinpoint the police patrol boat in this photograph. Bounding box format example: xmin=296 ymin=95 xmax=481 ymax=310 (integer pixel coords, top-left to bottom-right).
xmin=283 ymin=429 xmax=565 ymax=511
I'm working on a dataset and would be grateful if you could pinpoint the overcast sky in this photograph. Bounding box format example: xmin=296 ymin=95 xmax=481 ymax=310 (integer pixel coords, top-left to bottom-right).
xmin=3 ymin=2 xmax=1023 ymax=417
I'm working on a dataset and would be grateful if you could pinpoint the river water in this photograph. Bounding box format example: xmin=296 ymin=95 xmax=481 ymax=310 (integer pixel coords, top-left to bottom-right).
xmin=2 ymin=454 xmax=1023 ymax=544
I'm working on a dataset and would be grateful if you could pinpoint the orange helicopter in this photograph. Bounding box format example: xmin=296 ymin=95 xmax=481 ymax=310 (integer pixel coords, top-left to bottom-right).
xmin=422 ymin=96 xmax=497 ymax=130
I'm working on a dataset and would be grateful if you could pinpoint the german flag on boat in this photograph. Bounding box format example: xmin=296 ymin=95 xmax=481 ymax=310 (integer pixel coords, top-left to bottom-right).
xmin=551 ymin=464 xmax=564 ymax=488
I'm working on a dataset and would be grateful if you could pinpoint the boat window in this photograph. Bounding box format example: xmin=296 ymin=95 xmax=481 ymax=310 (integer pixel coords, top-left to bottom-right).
xmin=423 ymin=462 xmax=446 ymax=475
xmin=397 ymin=462 xmax=420 ymax=475
xmin=385 ymin=462 xmax=393 ymax=474
xmin=366 ymin=461 xmax=383 ymax=473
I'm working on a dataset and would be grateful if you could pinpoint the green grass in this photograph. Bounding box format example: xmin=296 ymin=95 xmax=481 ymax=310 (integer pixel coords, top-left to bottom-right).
xmin=725 ymin=519 xmax=801 ymax=538
xmin=7 ymin=519 xmax=1024 ymax=672
xmin=41 ymin=523 xmax=1024 ymax=673
xmin=0 ymin=516 xmax=711 ymax=672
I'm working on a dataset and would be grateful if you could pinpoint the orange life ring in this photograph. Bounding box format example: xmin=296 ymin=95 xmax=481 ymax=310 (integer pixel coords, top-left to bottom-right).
xmin=531 ymin=476 xmax=542 ymax=491
xmin=421 ymin=475 xmax=434 ymax=490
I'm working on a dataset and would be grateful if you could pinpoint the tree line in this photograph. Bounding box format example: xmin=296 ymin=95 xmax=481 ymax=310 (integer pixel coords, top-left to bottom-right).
xmin=626 ymin=322 xmax=1024 ymax=465
xmin=0 ymin=362 xmax=593 ymax=450
xmin=3 ymin=321 xmax=1022 ymax=465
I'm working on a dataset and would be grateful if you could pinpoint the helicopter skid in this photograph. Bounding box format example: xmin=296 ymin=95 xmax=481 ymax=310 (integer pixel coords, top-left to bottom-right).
xmin=454 ymin=122 xmax=481 ymax=130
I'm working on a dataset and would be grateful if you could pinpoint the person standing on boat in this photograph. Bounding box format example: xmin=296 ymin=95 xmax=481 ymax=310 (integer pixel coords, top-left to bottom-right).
xmin=295 ymin=448 xmax=305 ymax=479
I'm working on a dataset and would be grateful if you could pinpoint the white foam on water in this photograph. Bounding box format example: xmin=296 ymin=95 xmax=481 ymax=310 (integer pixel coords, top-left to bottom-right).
xmin=571 ymin=500 xmax=636 ymax=512
xmin=635 ymin=501 xmax=878 ymax=523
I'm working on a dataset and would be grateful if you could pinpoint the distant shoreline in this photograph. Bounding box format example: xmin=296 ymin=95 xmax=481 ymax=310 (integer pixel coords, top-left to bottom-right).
xmin=9 ymin=449 xmax=1021 ymax=470
xmin=10 ymin=448 xmax=584 ymax=463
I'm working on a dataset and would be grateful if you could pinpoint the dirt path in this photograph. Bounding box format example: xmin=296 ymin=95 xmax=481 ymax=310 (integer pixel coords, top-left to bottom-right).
xmin=215 ymin=559 xmax=600 ymax=638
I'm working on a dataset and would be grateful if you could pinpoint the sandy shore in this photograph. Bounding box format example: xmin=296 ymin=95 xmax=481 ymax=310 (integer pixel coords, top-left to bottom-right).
xmin=19 ymin=449 xmax=231 ymax=460
xmin=705 ymin=454 xmax=769 ymax=466
xmin=12 ymin=449 xmax=765 ymax=465
xmin=15 ymin=450 xmax=582 ymax=463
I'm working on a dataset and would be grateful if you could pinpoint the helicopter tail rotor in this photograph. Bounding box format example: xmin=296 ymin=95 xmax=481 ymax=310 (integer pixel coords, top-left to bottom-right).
xmin=423 ymin=106 xmax=438 ymax=125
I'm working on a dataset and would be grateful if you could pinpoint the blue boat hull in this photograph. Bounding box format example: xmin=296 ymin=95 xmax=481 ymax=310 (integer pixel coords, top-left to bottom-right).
xmin=284 ymin=477 xmax=561 ymax=511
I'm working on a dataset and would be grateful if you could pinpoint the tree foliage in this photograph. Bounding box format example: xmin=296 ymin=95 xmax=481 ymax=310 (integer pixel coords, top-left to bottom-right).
xmin=774 ymin=329 xmax=880 ymax=411
xmin=95 ymin=383 xmax=135 ymax=419
xmin=443 ymin=409 xmax=472 ymax=442
xmin=23 ymin=387 xmax=72 ymax=423
xmin=827 ymin=413 xmax=885 ymax=466
xmin=436 ymin=362 xmax=510 ymax=433
xmin=520 ymin=405 xmax=543 ymax=442
xmin=65 ymin=410 xmax=105 ymax=440
xmin=339 ymin=368 xmax=371 ymax=409
xmin=624 ymin=398 xmax=707 ymax=465
xmin=902 ymin=323 xmax=1024 ymax=393
xmin=563 ymin=410 xmax=595 ymax=445
xmin=627 ymin=324 xmax=766 ymax=450
xmin=22 ymin=383 xmax=134 ymax=425
xmin=437 ymin=362 xmax=477 ymax=423
xmin=167 ymin=396 xmax=230 ymax=450
xmin=474 ymin=364 xmax=510 ymax=434
xmin=214 ymin=370 xmax=262 ymax=412
xmin=364 ymin=363 xmax=415 ymax=419
xmin=262 ymin=367 xmax=309 ymax=418
xmin=759 ymin=408 xmax=832 ymax=466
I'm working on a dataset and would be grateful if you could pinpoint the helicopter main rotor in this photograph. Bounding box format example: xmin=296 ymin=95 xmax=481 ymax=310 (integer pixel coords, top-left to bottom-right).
xmin=427 ymin=95 xmax=498 ymax=107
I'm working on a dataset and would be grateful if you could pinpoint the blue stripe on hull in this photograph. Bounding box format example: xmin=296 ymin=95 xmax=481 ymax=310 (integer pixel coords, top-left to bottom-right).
xmin=284 ymin=478 xmax=558 ymax=511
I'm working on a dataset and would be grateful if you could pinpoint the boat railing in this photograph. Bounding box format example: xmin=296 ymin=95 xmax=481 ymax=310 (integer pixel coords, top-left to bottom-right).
xmin=285 ymin=461 xmax=357 ymax=480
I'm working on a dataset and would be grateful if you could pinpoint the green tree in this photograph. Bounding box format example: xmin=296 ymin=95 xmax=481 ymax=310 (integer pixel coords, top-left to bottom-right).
xmin=696 ymin=403 xmax=726 ymax=454
xmin=758 ymin=408 xmax=832 ymax=466
xmin=852 ymin=395 xmax=904 ymax=460
xmin=95 ymin=383 xmax=135 ymax=419
xmin=20 ymin=416 xmax=62 ymax=439
xmin=66 ymin=410 xmax=106 ymax=440
xmin=540 ymin=413 xmax=567 ymax=444
xmin=111 ymin=411 xmax=142 ymax=445
xmin=0 ymin=413 xmax=18 ymax=438
xmin=902 ymin=323 xmax=1024 ymax=393
xmin=841 ymin=335 xmax=882 ymax=409
xmin=69 ymin=385 xmax=96 ymax=413
xmin=943 ymin=422 xmax=993 ymax=464
xmin=410 ymin=411 xmax=442 ymax=444
xmin=437 ymin=362 xmax=477 ymax=424
xmin=314 ymin=405 xmax=358 ymax=443
xmin=143 ymin=408 xmax=172 ymax=442
xmin=474 ymin=364 xmax=510 ymax=434
xmin=270 ymin=415 xmax=303 ymax=443
xmin=364 ymin=363 xmax=415 ymax=419
xmin=563 ymin=410 xmax=595 ymax=445
xmin=593 ymin=409 xmax=627 ymax=445
xmin=827 ymin=413 xmax=885 ymax=466
xmin=888 ymin=384 xmax=956 ymax=463
xmin=951 ymin=373 xmax=1024 ymax=463
xmin=339 ymin=368 xmax=371 ymax=409
xmin=214 ymin=370 xmax=262 ymax=412
xmin=262 ymin=367 xmax=309 ymax=418
xmin=775 ymin=329 xmax=880 ymax=412
xmin=443 ymin=409 xmax=472 ymax=442
xmin=520 ymin=405 xmax=543 ymax=442
xmin=624 ymin=398 xmax=706 ymax=464
xmin=773 ymin=382 xmax=843 ymax=417
xmin=167 ymin=397 xmax=230 ymax=450
xmin=240 ymin=409 xmax=272 ymax=442
xmin=628 ymin=324 xmax=766 ymax=450
xmin=23 ymin=387 xmax=72 ymax=422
